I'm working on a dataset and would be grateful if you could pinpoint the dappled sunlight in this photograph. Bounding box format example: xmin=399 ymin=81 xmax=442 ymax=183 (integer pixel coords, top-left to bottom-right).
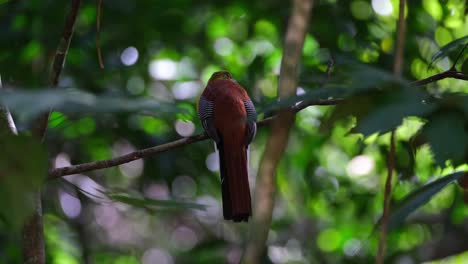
xmin=2 ymin=0 xmax=467 ymax=263
xmin=194 ymin=195 xmax=222 ymax=224
xmin=206 ymin=151 xmax=220 ymax=172
xmin=346 ymin=155 xmax=375 ymax=178
xmin=171 ymin=81 xmax=200 ymax=100
xmin=143 ymin=182 xmax=170 ymax=200
xmin=149 ymin=59 xmax=178 ymax=80
xmin=268 ymin=239 xmax=304 ymax=264
xmin=59 ymin=190 xmax=82 ymax=219
xmin=170 ymin=225 xmax=198 ymax=251
xmin=214 ymin=37 xmax=234 ymax=56
xmin=112 ymin=139 xmax=144 ymax=179
xmin=372 ymin=0 xmax=393 ymax=16
xmin=141 ymin=248 xmax=174 ymax=264
xmin=94 ymin=205 xmax=119 ymax=230
xmin=174 ymin=119 xmax=195 ymax=137
xmin=343 ymin=238 xmax=362 ymax=257
xmin=120 ymin=46 xmax=139 ymax=66
xmin=171 ymin=175 xmax=197 ymax=199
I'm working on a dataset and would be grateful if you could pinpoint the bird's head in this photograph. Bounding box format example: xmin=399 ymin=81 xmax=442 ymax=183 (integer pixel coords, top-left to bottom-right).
xmin=208 ymin=70 xmax=233 ymax=83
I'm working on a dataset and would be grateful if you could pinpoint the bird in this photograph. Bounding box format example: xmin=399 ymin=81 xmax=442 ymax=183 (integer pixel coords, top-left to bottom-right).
xmin=198 ymin=70 xmax=257 ymax=222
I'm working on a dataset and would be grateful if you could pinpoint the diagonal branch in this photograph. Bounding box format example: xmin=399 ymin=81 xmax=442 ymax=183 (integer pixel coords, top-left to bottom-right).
xmin=50 ymin=133 xmax=207 ymax=178
xmin=411 ymin=69 xmax=468 ymax=86
xmin=49 ymin=98 xmax=341 ymax=179
xmin=33 ymin=0 xmax=81 ymax=139
xmin=47 ymin=63 xmax=467 ymax=180
xmin=0 ymin=76 xmax=18 ymax=135
xmin=377 ymin=0 xmax=406 ymax=263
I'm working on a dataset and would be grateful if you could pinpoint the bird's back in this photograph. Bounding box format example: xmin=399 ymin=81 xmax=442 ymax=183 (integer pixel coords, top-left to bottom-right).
xmin=202 ymin=79 xmax=249 ymax=141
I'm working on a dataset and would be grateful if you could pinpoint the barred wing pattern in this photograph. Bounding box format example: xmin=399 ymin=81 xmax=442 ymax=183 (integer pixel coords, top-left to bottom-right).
xmin=244 ymin=99 xmax=257 ymax=145
xmin=198 ymin=95 xmax=220 ymax=143
xmin=199 ymin=96 xmax=257 ymax=146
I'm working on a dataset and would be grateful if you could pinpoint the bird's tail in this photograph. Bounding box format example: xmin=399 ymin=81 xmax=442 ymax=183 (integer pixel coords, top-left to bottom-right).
xmin=218 ymin=142 xmax=251 ymax=222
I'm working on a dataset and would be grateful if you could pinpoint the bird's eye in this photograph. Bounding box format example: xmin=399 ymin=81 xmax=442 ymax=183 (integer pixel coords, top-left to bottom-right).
xmin=224 ymin=72 xmax=231 ymax=79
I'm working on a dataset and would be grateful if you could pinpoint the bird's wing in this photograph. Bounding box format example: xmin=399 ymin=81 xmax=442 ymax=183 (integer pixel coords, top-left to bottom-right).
xmin=244 ymin=99 xmax=257 ymax=145
xmin=198 ymin=95 xmax=220 ymax=143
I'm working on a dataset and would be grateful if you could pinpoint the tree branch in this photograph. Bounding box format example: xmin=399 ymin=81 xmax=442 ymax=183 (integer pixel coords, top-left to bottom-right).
xmin=376 ymin=130 xmax=397 ymax=263
xmin=377 ymin=1 xmax=406 ymax=263
xmin=47 ymin=62 xmax=466 ymax=180
xmin=244 ymin=0 xmax=313 ymax=263
xmin=23 ymin=1 xmax=81 ymax=264
xmin=49 ymin=98 xmax=340 ymax=179
xmin=45 ymin=17 xmax=465 ymax=183
xmin=0 ymin=76 xmax=18 ymax=135
xmin=47 ymin=63 xmax=465 ymax=181
xmin=392 ymin=0 xmax=406 ymax=76
xmin=33 ymin=0 xmax=81 ymax=139
xmin=411 ymin=68 xmax=468 ymax=86
xmin=96 ymin=0 xmax=104 ymax=69
xmin=50 ymin=133 xmax=206 ymax=178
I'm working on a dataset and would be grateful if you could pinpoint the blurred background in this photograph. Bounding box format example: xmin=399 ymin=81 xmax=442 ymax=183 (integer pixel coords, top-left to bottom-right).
xmin=0 ymin=0 xmax=467 ymax=263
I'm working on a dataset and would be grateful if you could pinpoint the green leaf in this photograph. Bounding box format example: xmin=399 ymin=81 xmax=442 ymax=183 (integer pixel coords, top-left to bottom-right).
xmin=0 ymin=134 xmax=47 ymax=230
xmin=386 ymin=171 xmax=465 ymax=231
xmin=430 ymin=35 xmax=468 ymax=66
xmin=354 ymin=88 xmax=435 ymax=136
xmin=107 ymin=192 xmax=206 ymax=211
xmin=0 ymin=89 xmax=184 ymax=123
xmin=262 ymin=59 xmax=408 ymax=115
xmin=422 ymin=111 xmax=468 ymax=167
xmin=325 ymin=87 xmax=435 ymax=136
xmin=176 ymin=102 xmax=196 ymax=122
xmin=48 ymin=111 xmax=68 ymax=128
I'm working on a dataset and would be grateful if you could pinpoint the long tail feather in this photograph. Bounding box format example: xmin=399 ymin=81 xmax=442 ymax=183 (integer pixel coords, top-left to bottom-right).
xmin=218 ymin=142 xmax=251 ymax=222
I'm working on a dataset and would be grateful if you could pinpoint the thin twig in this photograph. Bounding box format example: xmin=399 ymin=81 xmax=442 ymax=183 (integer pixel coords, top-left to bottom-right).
xmin=377 ymin=131 xmax=396 ymax=263
xmin=376 ymin=0 xmax=406 ymax=263
xmin=325 ymin=59 xmax=334 ymax=82
xmin=0 ymin=76 xmax=18 ymax=135
xmin=33 ymin=0 xmax=81 ymax=139
xmin=51 ymin=1 xmax=81 ymax=87
xmin=96 ymin=0 xmax=104 ymax=69
xmin=320 ymin=58 xmax=334 ymax=87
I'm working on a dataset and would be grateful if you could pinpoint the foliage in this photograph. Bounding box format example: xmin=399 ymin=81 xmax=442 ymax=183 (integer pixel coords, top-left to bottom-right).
xmin=384 ymin=171 xmax=465 ymax=231
xmin=0 ymin=134 xmax=47 ymax=231
xmin=106 ymin=190 xmax=207 ymax=211
xmin=430 ymin=36 xmax=468 ymax=67
xmin=0 ymin=0 xmax=467 ymax=263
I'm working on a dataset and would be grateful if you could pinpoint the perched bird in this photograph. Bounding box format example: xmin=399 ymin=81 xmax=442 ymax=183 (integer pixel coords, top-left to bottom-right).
xmin=198 ymin=71 xmax=257 ymax=222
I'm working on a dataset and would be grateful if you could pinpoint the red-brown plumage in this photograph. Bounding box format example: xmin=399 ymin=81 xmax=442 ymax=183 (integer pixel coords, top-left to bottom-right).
xmin=201 ymin=78 xmax=252 ymax=222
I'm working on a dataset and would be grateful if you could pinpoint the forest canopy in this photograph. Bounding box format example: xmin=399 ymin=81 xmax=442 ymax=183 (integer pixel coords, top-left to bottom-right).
xmin=0 ymin=0 xmax=467 ymax=263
